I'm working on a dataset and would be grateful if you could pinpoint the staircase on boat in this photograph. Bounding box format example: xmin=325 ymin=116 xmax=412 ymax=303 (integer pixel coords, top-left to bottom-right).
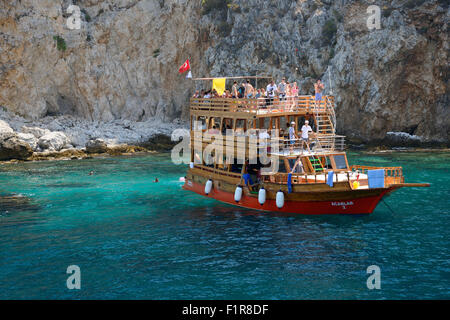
xmin=312 ymin=96 xmax=345 ymax=152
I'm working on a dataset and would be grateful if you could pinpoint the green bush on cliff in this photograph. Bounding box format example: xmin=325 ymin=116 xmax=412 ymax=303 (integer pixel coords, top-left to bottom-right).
xmin=217 ymin=21 xmax=232 ymax=36
xmin=322 ymin=20 xmax=337 ymax=44
xmin=405 ymin=0 xmax=426 ymax=9
xmin=81 ymin=9 xmax=91 ymax=22
xmin=201 ymin=0 xmax=232 ymax=15
xmin=53 ymin=35 xmax=67 ymax=51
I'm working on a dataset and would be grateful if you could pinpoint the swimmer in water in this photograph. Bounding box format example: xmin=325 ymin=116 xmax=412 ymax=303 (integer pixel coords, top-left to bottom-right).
xmin=154 ymin=178 xmax=159 ymax=183
xmin=89 ymin=171 xmax=94 ymax=176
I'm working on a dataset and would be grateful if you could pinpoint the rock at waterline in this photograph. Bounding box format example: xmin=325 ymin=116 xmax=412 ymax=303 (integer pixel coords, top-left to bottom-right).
xmin=140 ymin=134 xmax=177 ymax=152
xmin=85 ymin=138 xmax=108 ymax=154
xmin=0 ymin=132 xmax=33 ymax=160
xmin=38 ymin=131 xmax=71 ymax=151
xmin=17 ymin=132 xmax=38 ymax=151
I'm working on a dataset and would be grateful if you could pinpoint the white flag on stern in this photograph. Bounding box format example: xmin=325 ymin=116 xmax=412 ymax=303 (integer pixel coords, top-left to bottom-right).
xmin=186 ymin=70 xmax=192 ymax=79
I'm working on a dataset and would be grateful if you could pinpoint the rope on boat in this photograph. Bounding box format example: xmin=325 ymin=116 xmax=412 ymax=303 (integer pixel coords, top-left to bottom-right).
xmin=381 ymin=198 xmax=395 ymax=214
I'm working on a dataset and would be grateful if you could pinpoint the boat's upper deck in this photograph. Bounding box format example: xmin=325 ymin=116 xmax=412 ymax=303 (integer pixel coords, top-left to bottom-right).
xmin=190 ymin=95 xmax=335 ymax=118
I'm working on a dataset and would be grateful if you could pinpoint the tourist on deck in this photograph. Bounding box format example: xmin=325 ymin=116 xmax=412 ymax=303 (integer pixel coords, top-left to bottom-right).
xmin=286 ymin=81 xmax=292 ymax=111
xmin=238 ymin=82 xmax=246 ymax=98
xmin=290 ymin=156 xmax=304 ymax=174
xmin=266 ymin=79 xmax=277 ymax=107
xmin=314 ymin=79 xmax=325 ymax=109
xmin=245 ymin=80 xmax=255 ymax=98
xmin=291 ymin=82 xmax=299 ymax=110
xmin=278 ymin=77 xmax=287 ymax=101
xmin=231 ymin=81 xmax=239 ymax=98
xmin=207 ymin=125 xmax=220 ymax=135
xmin=301 ymin=120 xmax=313 ymax=154
xmin=192 ymin=90 xmax=200 ymax=98
xmin=211 ymin=89 xmax=219 ymax=98
xmin=289 ymin=121 xmax=298 ymax=154
xmin=259 ymin=129 xmax=271 ymax=153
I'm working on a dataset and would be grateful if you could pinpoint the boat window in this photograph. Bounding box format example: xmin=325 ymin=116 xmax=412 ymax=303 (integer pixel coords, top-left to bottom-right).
xmin=221 ymin=118 xmax=233 ymax=135
xmin=259 ymin=117 xmax=270 ymax=129
xmin=208 ymin=117 xmax=220 ymax=129
xmin=196 ymin=116 xmax=207 ymax=131
xmin=236 ymin=119 xmax=246 ymax=130
xmin=324 ymin=156 xmax=333 ymax=169
xmin=278 ymin=159 xmax=287 ymax=173
xmin=333 ymin=155 xmax=348 ymax=169
xmin=204 ymin=152 xmax=214 ymax=168
xmin=231 ymin=163 xmax=243 ymax=174
xmin=235 ymin=119 xmax=246 ymax=136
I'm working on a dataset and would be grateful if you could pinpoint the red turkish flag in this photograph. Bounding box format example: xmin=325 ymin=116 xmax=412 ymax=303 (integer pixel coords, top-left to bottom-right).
xmin=178 ymin=59 xmax=190 ymax=74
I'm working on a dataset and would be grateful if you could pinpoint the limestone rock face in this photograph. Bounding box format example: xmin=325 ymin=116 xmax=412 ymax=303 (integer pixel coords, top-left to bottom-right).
xmin=0 ymin=0 xmax=448 ymax=143
xmin=0 ymin=120 xmax=14 ymax=134
xmin=21 ymin=127 xmax=51 ymax=139
xmin=38 ymin=132 xmax=71 ymax=151
xmin=0 ymin=133 xmax=33 ymax=160
xmin=85 ymin=138 xmax=108 ymax=154
xmin=17 ymin=132 xmax=39 ymax=151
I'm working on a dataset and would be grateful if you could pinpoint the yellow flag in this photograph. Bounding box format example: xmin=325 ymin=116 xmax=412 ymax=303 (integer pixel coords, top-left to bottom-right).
xmin=212 ymin=78 xmax=226 ymax=96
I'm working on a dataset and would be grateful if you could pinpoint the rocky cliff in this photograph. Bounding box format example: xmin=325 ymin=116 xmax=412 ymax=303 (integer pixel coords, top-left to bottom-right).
xmin=0 ymin=0 xmax=448 ymax=144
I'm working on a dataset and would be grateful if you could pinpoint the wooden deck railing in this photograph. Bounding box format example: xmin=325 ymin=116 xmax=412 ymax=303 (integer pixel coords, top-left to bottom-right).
xmin=350 ymin=165 xmax=404 ymax=184
xmin=190 ymin=96 xmax=334 ymax=115
xmin=191 ymin=132 xmax=345 ymax=158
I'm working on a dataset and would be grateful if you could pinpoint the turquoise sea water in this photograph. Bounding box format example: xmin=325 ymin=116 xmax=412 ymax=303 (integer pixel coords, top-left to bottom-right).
xmin=0 ymin=151 xmax=449 ymax=299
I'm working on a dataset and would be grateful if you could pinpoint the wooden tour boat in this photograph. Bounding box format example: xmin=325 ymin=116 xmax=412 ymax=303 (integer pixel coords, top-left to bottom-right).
xmin=183 ymin=76 xmax=429 ymax=215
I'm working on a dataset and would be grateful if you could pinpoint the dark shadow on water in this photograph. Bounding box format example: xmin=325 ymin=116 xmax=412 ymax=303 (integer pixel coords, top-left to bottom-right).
xmin=44 ymin=182 xmax=93 ymax=188
xmin=0 ymin=193 xmax=41 ymax=215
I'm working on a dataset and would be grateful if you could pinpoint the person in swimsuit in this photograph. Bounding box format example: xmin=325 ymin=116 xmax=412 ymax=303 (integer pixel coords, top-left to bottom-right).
xmin=291 ymin=82 xmax=299 ymax=111
xmin=314 ymin=79 xmax=324 ymax=109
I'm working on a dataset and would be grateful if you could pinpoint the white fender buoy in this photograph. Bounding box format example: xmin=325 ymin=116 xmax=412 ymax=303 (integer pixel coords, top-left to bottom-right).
xmin=276 ymin=190 xmax=284 ymax=209
xmin=189 ymin=162 xmax=194 ymax=169
xmin=179 ymin=177 xmax=186 ymax=182
xmin=258 ymin=187 xmax=266 ymax=205
xmin=234 ymin=185 xmax=243 ymax=202
xmin=204 ymin=179 xmax=213 ymax=195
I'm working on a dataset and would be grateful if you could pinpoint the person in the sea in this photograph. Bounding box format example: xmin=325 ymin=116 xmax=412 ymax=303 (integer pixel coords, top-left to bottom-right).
xmin=154 ymin=178 xmax=159 ymax=183
xmin=89 ymin=171 xmax=94 ymax=176
xmin=301 ymin=120 xmax=313 ymax=154
xmin=314 ymin=79 xmax=324 ymax=108
xmin=289 ymin=121 xmax=298 ymax=153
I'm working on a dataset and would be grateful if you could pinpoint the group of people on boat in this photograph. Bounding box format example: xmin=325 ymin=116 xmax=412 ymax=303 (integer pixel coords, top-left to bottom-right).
xmin=203 ymin=120 xmax=315 ymax=155
xmin=192 ymin=78 xmax=326 ymax=110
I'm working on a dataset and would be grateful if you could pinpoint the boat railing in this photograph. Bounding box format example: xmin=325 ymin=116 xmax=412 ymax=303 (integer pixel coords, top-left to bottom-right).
xmin=350 ymin=165 xmax=404 ymax=184
xmin=190 ymin=96 xmax=334 ymax=115
xmin=260 ymin=170 xmax=351 ymax=185
xmin=191 ymin=132 xmax=345 ymax=159
xmin=315 ymin=134 xmax=346 ymax=151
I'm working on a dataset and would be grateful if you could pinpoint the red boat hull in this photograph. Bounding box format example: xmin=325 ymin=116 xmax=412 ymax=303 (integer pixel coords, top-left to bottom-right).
xmin=183 ymin=179 xmax=392 ymax=215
